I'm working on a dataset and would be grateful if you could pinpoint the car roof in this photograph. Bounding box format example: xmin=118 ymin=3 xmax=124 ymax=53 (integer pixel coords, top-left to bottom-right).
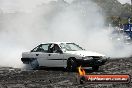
xmin=42 ymin=42 xmax=72 ymax=45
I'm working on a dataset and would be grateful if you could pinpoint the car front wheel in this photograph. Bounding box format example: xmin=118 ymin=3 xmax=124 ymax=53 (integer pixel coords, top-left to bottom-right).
xmin=67 ymin=58 xmax=77 ymax=71
xmin=92 ymin=66 xmax=99 ymax=71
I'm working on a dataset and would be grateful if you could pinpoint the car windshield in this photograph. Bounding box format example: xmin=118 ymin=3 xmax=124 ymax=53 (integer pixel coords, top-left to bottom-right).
xmin=59 ymin=43 xmax=84 ymax=51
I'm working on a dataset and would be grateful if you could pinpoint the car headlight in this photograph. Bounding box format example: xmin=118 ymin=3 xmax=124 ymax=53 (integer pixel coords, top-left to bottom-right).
xmin=82 ymin=56 xmax=93 ymax=60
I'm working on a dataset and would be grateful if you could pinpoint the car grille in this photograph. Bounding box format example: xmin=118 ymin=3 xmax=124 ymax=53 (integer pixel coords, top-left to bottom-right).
xmin=92 ymin=56 xmax=101 ymax=60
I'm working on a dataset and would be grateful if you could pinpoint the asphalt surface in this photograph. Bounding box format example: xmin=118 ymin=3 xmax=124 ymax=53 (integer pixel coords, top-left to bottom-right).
xmin=0 ymin=58 xmax=132 ymax=88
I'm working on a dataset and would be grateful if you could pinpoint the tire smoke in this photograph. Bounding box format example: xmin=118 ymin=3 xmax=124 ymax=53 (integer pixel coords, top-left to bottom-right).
xmin=0 ymin=0 xmax=131 ymax=68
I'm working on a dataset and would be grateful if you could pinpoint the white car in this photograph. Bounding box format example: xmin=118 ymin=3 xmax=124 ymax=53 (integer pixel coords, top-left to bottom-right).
xmin=21 ymin=42 xmax=107 ymax=71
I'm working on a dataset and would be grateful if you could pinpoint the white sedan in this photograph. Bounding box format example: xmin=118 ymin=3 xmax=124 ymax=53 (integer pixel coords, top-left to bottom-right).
xmin=21 ymin=42 xmax=107 ymax=71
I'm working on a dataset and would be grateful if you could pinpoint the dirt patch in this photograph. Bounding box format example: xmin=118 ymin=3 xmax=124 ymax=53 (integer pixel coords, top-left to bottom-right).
xmin=0 ymin=58 xmax=132 ymax=88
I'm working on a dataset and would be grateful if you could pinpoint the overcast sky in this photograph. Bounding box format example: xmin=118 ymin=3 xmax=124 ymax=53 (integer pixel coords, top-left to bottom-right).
xmin=0 ymin=0 xmax=74 ymax=13
xmin=117 ymin=0 xmax=131 ymax=4
xmin=0 ymin=0 xmax=131 ymax=13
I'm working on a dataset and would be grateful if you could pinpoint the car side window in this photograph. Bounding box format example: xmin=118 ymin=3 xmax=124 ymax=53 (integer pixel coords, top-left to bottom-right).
xmin=53 ymin=44 xmax=61 ymax=53
xmin=31 ymin=44 xmax=49 ymax=53
xmin=48 ymin=44 xmax=61 ymax=53
xmin=41 ymin=44 xmax=49 ymax=52
xmin=31 ymin=46 xmax=40 ymax=52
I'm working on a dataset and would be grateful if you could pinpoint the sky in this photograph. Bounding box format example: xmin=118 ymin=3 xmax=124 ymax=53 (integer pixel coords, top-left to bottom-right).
xmin=0 ymin=0 xmax=131 ymax=13
xmin=0 ymin=0 xmax=74 ymax=13
xmin=117 ymin=0 xmax=131 ymax=4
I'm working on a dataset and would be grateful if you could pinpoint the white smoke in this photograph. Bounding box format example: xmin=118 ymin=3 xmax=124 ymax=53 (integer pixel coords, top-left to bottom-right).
xmin=117 ymin=0 xmax=131 ymax=4
xmin=0 ymin=0 xmax=131 ymax=68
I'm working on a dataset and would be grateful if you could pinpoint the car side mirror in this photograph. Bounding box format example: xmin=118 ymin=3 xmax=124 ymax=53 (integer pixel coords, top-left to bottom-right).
xmin=61 ymin=49 xmax=66 ymax=52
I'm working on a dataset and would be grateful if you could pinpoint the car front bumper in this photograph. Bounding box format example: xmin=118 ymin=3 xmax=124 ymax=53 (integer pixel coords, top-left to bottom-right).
xmin=76 ymin=57 xmax=108 ymax=67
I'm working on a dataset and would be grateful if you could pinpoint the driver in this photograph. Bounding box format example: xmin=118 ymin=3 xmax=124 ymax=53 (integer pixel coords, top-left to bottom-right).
xmin=53 ymin=44 xmax=60 ymax=53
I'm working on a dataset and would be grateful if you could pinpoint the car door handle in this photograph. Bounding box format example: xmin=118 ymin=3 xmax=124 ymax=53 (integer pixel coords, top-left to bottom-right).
xmin=48 ymin=54 xmax=51 ymax=56
xmin=36 ymin=54 xmax=39 ymax=56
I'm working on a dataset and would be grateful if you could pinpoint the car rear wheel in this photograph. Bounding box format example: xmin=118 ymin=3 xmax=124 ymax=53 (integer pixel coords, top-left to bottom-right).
xmin=30 ymin=59 xmax=39 ymax=70
xmin=67 ymin=58 xmax=77 ymax=72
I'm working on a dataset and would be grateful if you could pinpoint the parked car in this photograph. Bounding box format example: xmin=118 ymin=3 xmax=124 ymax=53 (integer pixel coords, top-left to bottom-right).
xmin=21 ymin=42 xmax=107 ymax=71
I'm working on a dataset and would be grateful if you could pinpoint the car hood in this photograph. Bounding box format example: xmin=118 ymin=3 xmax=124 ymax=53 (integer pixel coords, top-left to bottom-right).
xmin=65 ymin=50 xmax=105 ymax=57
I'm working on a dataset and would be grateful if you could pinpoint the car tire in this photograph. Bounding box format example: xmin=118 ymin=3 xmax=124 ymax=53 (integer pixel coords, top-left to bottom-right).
xmin=80 ymin=76 xmax=87 ymax=84
xmin=30 ymin=59 xmax=39 ymax=70
xmin=92 ymin=66 xmax=99 ymax=71
xmin=67 ymin=58 xmax=77 ymax=72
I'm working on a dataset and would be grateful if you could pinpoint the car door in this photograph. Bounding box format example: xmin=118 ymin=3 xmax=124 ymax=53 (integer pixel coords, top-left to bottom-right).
xmin=31 ymin=44 xmax=50 ymax=66
xmin=47 ymin=44 xmax=64 ymax=67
